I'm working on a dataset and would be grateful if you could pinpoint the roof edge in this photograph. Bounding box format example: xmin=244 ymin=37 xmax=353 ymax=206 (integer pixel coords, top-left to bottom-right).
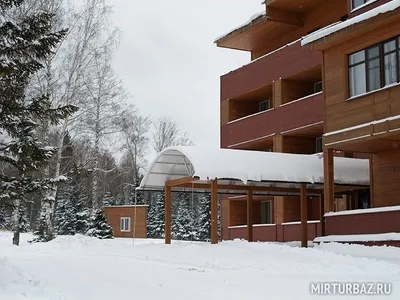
xmin=302 ymin=1 xmax=400 ymax=46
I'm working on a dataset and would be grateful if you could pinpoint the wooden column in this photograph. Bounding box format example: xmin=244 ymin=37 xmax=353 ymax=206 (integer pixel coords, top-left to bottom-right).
xmin=247 ymin=190 xmax=253 ymax=242
xmin=319 ymin=194 xmax=325 ymax=236
xmin=369 ymin=154 xmax=375 ymax=208
xmin=300 ymin=184 xmax=308 ymax=248
xmin=210 ymin=179 xmax=218 ymax=244
xmin=165 ymin=185 xmax=171 ymax=244
xmin=323 ymin=148 xmax=334 ymax=213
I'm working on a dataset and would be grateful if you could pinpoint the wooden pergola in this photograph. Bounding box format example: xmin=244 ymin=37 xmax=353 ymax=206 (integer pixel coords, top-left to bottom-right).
xmin=139 ymin=146 xmax=370 ymax=248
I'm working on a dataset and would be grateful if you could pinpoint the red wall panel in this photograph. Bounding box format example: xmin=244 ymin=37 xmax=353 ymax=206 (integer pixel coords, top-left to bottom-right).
xmin=220 ymin=41 xmax=322 ymax=102
xmin=221 ymin=93 xmax=323 ymax=148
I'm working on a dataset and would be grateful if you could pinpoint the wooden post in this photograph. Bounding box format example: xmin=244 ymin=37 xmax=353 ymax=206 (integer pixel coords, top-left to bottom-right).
xmin=323 ymin=148 xmax=334 ymax=213
xmin=211 ymin=179 xmax=218 ymax=244
xmin=300 ymin=184 xmax=308 ymax=248
xmin=165 ymin=185 xmax=171 ymax=244
xmin=369 ymin=154 xmax=374 ymax=208
xmin=247 ymin=190 xmax=253 ymax=242
xmin=319 ymin=194 xmax=325 ymax=236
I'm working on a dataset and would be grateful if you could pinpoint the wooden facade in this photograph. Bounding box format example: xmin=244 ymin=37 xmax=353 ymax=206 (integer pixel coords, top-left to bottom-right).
xmin=103 ymin=206 xmax=147 ymax=238
xmin=217 ymin=0 xmax=353 ymax=240
xmin=215 ymin=0 xmax=400 ymax=245
xmin=307 ymin=1 xmax=400 ymax=213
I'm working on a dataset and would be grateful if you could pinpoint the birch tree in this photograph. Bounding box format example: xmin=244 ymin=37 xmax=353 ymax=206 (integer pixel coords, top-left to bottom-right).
xmin=82 ymin=36 xmax=127 ymax=209
xmin=152 ymin=116 xmax=194 ymax=153
xmin=115 ymin=105 xmax=150 ymax=186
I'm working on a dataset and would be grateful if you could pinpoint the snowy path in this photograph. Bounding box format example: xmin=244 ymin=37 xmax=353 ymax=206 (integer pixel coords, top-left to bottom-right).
xmin=1 ymin=232 xmax=400 ymax=299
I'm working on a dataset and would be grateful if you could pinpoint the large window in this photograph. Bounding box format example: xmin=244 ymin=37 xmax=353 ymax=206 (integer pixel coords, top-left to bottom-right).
xmin=120 ymin=217 xmax=131 ymax=232
xmin=349 ymin=37 xmax=400 ymax=97
xmin=351 ymin=0 xmax=374 ymax=10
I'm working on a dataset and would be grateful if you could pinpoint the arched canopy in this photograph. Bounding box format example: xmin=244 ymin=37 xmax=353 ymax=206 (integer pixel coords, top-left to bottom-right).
xmin=138 ymin=146 xmax=369 ymax=195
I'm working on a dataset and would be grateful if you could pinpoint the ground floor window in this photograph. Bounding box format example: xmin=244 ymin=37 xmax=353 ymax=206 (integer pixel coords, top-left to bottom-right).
xmin=120 ymin=217 xmax=131 ymax=232
xmin=261 ymin=201 xmax=272 ymax=224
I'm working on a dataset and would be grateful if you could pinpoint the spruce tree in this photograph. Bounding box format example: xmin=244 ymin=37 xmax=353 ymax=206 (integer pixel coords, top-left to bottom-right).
xmin=147 ymin=192 xmax=165 ymax=238
xmin=0 ymin=207 xmax=7 ymax=229
xmin=55 ymin=185 xmax=76 ymax=235
xmin=0 ymin=0 xmax=78 ymax=244
xmin=196 ymin=193 xmax=211 ymax=242
xmin=87 ymin=209 xmax=113 ymax=239
xmin=173 ymin=192 xmax=195 ymax=241
xmin=102 ymin=192 xmax=114 ymax=207
xmin=75 ymin=192 xmax=89 ymax=234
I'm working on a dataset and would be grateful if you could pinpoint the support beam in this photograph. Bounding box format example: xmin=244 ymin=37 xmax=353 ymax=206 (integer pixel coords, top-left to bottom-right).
xmin=175 ymin=182 xmax=323 ymax=195
xmin=210 ymin=179 xmax=218 ymax=244
xmin=323 ymin=148 xmax=334 ymax=213
xmin=166 ymin=176 xmax=198 ymax=187
xmin=300 ymin=184 xmax=308 ymax=248
xmin=165 ymin=185 xmax=171 ymax=244
xmin=266 ymin=7 xmax=304 ymax=27
xmin=247 ymin=190 xmax=253 ymax=242
xmin=319 ymin=194 xmax=325 ymax=236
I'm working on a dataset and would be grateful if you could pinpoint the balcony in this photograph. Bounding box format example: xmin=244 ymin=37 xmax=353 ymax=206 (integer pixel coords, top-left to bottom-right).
xmin=220 ymin=40 xmax=322 ymax=102
xmin=220 ymin=92 xmax=323 ymax=149
xmin=265 ymin=0 xmax=324 ymax=12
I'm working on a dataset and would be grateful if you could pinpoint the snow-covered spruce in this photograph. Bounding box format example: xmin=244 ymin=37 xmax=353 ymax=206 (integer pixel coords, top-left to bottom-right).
xmin=0 ymin=0 xmax=78 ymax=245
xmin=87 ymin=210 xmax=113 ymax=239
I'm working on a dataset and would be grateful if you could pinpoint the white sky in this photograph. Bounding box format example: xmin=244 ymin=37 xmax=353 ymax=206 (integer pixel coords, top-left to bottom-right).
xmin=108 ymin=0 xmax=262 ymax=160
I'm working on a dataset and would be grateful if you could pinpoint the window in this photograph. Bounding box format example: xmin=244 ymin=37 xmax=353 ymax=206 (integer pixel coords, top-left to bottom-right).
xmin=316 ymin=137 xmax=323 ymax=153
xmin=259 ymin=100 xmax=270 ymax=112
xmin=351 ymin=0 xmax=374 ymax=10
xmin=260 ymin=201 xmax=272 ymax=224
xmin=349 ymin=36 xmax=400 ymax=97
xmin=120 ymin=217 xmax=131 ymax=232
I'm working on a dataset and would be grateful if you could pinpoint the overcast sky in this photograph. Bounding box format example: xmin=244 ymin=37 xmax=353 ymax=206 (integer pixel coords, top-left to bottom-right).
xmin=108 ymin=0 xmax=262 ymax=160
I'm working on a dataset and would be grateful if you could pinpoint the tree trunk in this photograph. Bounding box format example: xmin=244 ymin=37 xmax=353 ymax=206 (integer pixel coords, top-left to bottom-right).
xmin=11 ymin=199 xmax=20 ymax=245
xmin=91 ymin=100 xmax=101 ymax=211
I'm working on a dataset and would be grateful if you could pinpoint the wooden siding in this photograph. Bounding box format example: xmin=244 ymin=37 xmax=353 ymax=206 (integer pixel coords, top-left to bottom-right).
xmin=229 ymin=200 xmax=262 ymax=226
xmin=220 ymin=40 xmax=321 ymax=102
xmin=252 ymin=0 xmax=348 ymax=59
xmin=349 ymin=0 xmax=392 ymax=17
xmin=323 ymin=20 xmax=400 ymax=148
xmin=103 ymin=206 xmax=147 ymax=238
xmin=221 ymin=93 xmax=323 ymax=148
xmin=373 ymin=148 xmax=400 ymax=207
xmin=221 ymin=198 xmax=230 ymax=240
xmin=326 ymin=208 xmax=400 ymax=235
xmin=282 ymin=136 xmax=317 ymax=154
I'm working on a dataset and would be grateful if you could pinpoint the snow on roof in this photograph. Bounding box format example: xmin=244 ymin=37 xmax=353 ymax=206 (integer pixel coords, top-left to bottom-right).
xmin=138 ymin=146 xmax=369 ymax=191
xmin=214 ymin=11 xmax=266 ymax=43
xmin=302 ymin=0 xmax=400 ymax=46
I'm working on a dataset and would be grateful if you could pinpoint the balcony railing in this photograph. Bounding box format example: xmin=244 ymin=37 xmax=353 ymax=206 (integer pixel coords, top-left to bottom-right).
xmin=221 ymin=92 xmax=323 ymax=148
xmin=220 ymin=40 xmax=322 ymax=102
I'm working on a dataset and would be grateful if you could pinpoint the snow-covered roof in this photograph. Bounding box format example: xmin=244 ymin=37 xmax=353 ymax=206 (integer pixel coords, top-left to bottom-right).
xmin=302 ymin=0 xmax=400 ymax=46
xmin=138 ymin=146 xmax=369 ymax=193
xmin=214 ymin=11 xmax=266 ymax=43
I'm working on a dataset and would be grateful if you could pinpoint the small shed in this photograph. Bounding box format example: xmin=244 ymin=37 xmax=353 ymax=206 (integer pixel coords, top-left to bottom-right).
xmin=103 ymin=205 xmax=147 ymax=238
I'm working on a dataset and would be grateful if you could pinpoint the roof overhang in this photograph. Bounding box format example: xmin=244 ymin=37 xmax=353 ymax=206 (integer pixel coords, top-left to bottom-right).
xmin=138 ymin=146 xmax=369 ymax=196
xmin=215 ymin=9 xmax=302 ymax=51
xmin=302 ymin=1 xmax=400 ymax=50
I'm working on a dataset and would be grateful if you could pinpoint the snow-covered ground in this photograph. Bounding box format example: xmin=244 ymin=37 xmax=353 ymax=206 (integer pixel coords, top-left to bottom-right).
xmin=1 ymin=231 xmax=400 ymax=299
